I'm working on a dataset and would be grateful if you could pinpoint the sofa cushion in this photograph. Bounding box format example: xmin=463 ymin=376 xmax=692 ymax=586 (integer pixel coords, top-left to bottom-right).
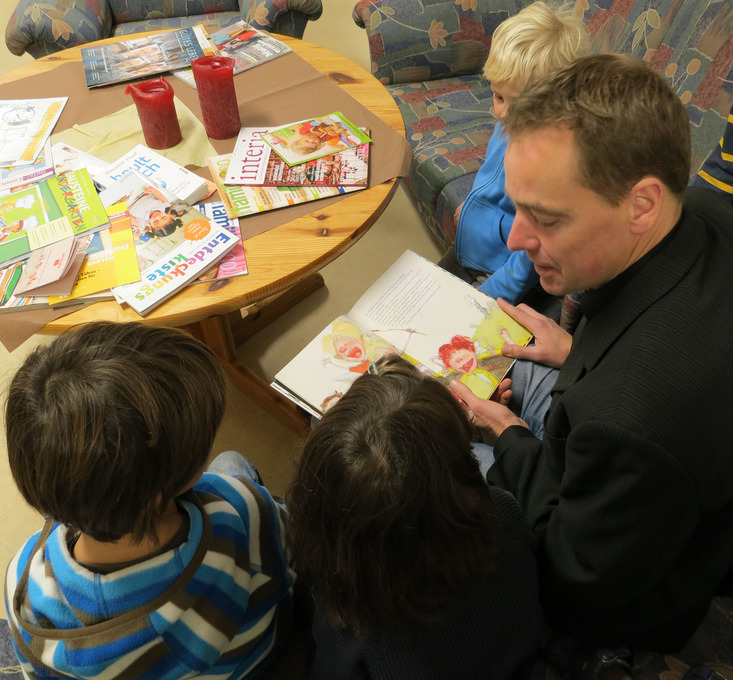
xmin=354 ymin=0 xmax=520 ymax=85
xmin=387 ymin=74 xmax=496 ymax=244
xmin=107 ymin=0 xmax=241 ymax=25
xmin=110 ymin=12 xmax=244 ymax=37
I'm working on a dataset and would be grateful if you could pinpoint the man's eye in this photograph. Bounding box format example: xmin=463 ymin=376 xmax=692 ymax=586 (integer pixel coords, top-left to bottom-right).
xmin=531 ymin=213 xmax=557 ymax=229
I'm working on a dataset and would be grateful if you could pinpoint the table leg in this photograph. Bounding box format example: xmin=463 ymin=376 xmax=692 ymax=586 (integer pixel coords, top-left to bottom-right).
xmin=186 ymin=273 xmax=325 ymax=436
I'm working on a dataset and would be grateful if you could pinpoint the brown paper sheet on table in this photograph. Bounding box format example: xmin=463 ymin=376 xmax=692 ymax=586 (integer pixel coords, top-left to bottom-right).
xmin=0 ymin=51 xmax=411 ymax=350
xmin=0 ymin=52 xmax=412 ymax=242
xmin=0 ymin=305 xmax=85 ymax=353
xmin=51 ymin=99 xmax=217 ymax=168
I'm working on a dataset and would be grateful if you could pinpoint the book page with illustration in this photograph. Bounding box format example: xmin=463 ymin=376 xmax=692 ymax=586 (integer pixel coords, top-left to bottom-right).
xmin=272 ymin=250 xmax=532 ymax=417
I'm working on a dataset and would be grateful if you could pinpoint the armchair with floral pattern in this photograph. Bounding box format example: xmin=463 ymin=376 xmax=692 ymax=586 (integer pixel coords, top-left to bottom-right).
xmin=353 ymin=0 xmax=733 ymax=246
xmin=6 ymin=0 xmax=323 ymax=59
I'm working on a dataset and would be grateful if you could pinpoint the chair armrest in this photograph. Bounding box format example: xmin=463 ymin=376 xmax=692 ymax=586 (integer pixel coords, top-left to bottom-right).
xmin=244 ymin=0 xmax=323 ymax=39
xmin=352 ymin=0 xmax=514 ymax=85
xmin=5 ymin=0 xmax=113 ymax=58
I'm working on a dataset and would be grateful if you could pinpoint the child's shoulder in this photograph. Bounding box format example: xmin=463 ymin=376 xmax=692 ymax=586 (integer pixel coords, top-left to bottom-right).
xmin=195 ymin=472 xmax=282 ymax=518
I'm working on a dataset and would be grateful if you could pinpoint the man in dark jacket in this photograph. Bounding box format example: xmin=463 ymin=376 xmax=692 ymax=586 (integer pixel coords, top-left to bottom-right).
xmin=452 ymin=54 xmax=733 ymax=653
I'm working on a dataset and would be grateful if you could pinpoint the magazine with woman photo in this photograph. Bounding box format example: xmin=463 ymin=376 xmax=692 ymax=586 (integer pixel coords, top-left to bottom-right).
xmin=259 ymin=112 xmax=372 ymax=167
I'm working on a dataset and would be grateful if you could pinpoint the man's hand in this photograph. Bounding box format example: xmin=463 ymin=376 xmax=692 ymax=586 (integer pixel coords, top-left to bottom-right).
xmin=498 ymin=298 xmax=572 ymax=369
xmin=451 ymin=379 xmax=528 ymax=441
xmin=493 ymin=377 xmax=513 ymax=407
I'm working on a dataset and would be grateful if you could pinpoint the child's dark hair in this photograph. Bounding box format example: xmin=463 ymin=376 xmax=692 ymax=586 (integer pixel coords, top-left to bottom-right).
xmin=286 ymin=355 xmax=498 ymax=637
xmin=5 ymin=322 xmax=226 ymax=544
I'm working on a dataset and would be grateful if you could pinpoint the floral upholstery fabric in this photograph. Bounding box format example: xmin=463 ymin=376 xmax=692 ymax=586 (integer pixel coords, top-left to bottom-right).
xmin=354 ymin=0 xmax=733 ymax=246
xmin=5 ymin=0 xmax=323 ymax=58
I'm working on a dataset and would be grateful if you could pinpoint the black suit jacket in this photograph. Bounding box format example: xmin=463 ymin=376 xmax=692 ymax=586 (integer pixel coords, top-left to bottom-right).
xmin=487 ymin=188 xmax=733 ymax=650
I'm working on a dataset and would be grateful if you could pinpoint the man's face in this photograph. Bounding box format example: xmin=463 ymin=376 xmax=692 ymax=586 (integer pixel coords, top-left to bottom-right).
xmin=504 ymin=126 xmax=636 ymax=296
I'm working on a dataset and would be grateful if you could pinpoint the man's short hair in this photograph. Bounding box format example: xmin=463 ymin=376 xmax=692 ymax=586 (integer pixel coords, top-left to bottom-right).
xmin=502 ymin=53 xmax=692 ymax=204
xmin=286 ymin=355 xmax=498 ymax=637
xmin=6 ymin=322 xmax=226 ymax=543
xmin=483 ymin=1 xmax=589 ymax=86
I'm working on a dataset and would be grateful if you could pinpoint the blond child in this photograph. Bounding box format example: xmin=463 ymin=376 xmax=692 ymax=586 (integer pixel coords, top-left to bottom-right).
xmin=438 ymin=1 xmax=589 ymax=306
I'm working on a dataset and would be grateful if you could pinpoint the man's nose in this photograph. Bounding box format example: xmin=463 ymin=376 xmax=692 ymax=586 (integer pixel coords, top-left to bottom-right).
xmin=507 ymin=211 xmax=537 ymax=252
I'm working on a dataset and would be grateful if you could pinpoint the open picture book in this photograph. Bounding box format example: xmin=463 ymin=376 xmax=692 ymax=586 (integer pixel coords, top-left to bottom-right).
xmin=271 ymin=250 xmax=532 ymax=418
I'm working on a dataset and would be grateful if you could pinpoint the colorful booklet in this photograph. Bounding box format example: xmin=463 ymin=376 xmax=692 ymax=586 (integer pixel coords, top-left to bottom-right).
xmin=208 ymin=153 xmax=364 ymax=220
xmin=0 ymin=259 xmax=99 ymax=313
xmin=0 ymin=168 xmax=109 ymax=267
xmin=226 ymin=127 xmax=370 ymax=187
xmin=12 ymin=236 xmax=82 ymax=296
xmin=47 ymin=203 xmax=142 ymax=305
xmin=259 ymin=112 xmax=372 ymax=166
xmin=95 ymin=144 xmax=212 ymax=205
xmin=271 ymin=250 xmax=532 ymax=418
xmin=0 ymin=98 xmax=67 ymax=166
xmin=98 ymin=171 xmax=237 ymax=315
xmin=172 ymin=20 xmax=291 ymax=88
xmin=81 ymin=25 xmax=217 ymax=88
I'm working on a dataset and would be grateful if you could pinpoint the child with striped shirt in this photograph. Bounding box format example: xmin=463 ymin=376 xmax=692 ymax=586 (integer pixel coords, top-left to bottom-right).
xmin=4 ymin=321 xmax=295 ymax=680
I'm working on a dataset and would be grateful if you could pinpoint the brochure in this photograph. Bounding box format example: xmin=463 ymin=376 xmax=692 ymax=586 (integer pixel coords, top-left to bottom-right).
xmin=13 ymin=236 xmax=81 ymax=295
xmin=0 ymin=98 xmax=67 ymax=166
xmin=0 ymin=141 xmax=54 ymax=191
xmin=259 ymin=112 xmax=372 ymax=166
xmin=47 ymin=203 xmax=142 ymax=304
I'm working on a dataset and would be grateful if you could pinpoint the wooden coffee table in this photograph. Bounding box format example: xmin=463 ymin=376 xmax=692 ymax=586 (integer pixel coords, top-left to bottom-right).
xmin=0 ymin=34 xmax=405 ymax=434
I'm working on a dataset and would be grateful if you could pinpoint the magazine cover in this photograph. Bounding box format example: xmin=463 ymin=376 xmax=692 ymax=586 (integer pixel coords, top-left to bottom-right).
xmin=226 ymin=127 xmax=370 ymax=187
xmin=0 ymin=98 xmax=67 ymax=166
xmin=260 ymin=112 xmax=372 ymax=167
xmin=271 ymin=250 xmax=532 ymax=418
xmin=0 ymin=183 xmax=65 ymax=266
xmin=81 ymin=25 xmax=217 ymax=88
xmin=0 ymin=167 xmax=111 ymax=270
xmin=46 ymin=168 xmax=110 ymax=235
xmin=95 ymin=144 xmax=212 ymax=204
xmin=194 ymin=201 xmax=247 ymax=282
xmin=172 ymin=20 xmax=291 ymax=88
xmin=99 ymin=172 xmax=237 ymax=314
xmin=208 ymin=153 xmax=363 ymax=220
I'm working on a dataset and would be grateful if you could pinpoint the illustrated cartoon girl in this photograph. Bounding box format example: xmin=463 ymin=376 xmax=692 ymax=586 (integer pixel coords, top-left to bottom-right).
xmin=321 ymin=318 xmax=396 ymax=374
xmin=435 ymin=335 xmax=499 ymax=400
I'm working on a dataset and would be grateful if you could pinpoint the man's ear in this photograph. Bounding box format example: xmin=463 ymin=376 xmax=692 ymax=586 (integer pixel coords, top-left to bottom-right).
xmin=628 ymin=177 xmax=663 ymax=234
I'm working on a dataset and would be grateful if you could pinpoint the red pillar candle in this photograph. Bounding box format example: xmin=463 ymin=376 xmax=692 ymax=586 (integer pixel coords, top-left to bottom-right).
xmin=191 ymin=56 xmax=241 ymax=140
xmin=125 ymin=77 xmax=182 ymax=149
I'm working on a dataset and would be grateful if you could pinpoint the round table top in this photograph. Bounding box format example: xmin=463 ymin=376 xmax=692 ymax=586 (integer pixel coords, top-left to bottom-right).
xmin=0 ymin=34 xmax=404 ymax=331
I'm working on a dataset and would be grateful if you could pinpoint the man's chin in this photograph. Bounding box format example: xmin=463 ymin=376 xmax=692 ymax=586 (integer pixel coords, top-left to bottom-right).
xmin=536 ymin=270 xmax=564 ymax=296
